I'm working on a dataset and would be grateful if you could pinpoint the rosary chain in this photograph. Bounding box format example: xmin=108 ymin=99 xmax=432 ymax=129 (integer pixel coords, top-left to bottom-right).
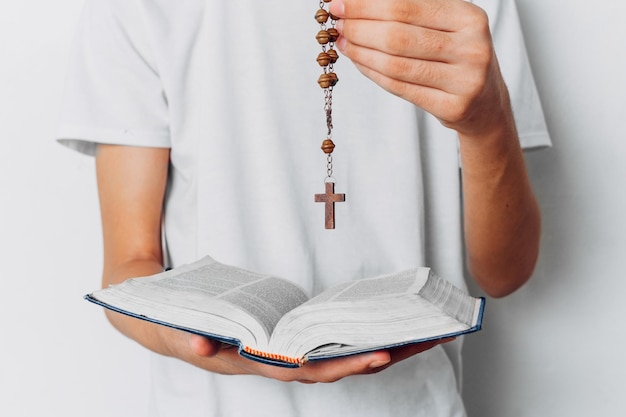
xmin=316 ymin=0 xmax=338 ymax=179
xmin=326 ymin=154 xmax=334 ymax=178
xmin=325 ymin=88 xmax=333 ymax=137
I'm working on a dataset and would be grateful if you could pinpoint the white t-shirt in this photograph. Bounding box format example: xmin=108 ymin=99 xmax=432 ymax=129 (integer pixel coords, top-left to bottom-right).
xmin=57 ymin=0 xmax=550 ymax=416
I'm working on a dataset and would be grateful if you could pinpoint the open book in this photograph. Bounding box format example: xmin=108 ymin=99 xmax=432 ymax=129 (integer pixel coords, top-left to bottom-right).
xmin=85 ymin=256 xmax=485 ymax=368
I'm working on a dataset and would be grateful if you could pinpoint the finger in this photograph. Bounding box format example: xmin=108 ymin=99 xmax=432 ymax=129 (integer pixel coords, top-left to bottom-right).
xmin=330 ymin=0 xmax=477 ymax=31
xmin=292 ymin=351 xmax=392 ymax=383
xmin=354 ymin=59 xmax=486 ymax=128
xmin=351 ymin=60 xmax=456 ymax=115
xmin=336 ymin=20 xmax=493 ymax=95
xmin=188 ymin=334 xmax=221 ymax=357
xmin=388 ymin=337 xmax=456 ymax=364
xmin=243 ymin=351 xmax=392 ymax=383
xmin=203 ymin=346 xmax=398 ymax=383
xmin=337 ymin=36 xmax=458 ymax=92
xmin=336 ymin=19 xmax=455 ymax=63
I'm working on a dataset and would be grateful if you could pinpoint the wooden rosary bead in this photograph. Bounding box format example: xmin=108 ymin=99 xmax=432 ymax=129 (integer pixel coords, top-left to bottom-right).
xmin=318 ymin=73 xmax=331 ymax=88
xmin=327 ymin=72 xmax=338 ymax=86
xmin=318 ymin=72 xmax=338 ymax=88
xmin=315 ymin=8 xmax=329 ymax=24
xmin=327 ymin=49 xmax=339 ymax=64
xmin=323 ymin=0 xmax=332 ymax=3
xmin=327 ymin=28 xmax=339 ymax=42
xmin=317 ymin=52 xmax=331 ymax=67
xmin=316 ymin=30 xmax=330 ymax=45
xmin=321 ymin=139 xmax=336 ymax=154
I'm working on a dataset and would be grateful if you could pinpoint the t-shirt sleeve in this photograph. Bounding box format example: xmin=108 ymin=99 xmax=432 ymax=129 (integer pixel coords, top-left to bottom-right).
xmin=475 ymin=0 xmax=551 ymax=150
xmin=56 ymin=0 xmax=170 ymax=156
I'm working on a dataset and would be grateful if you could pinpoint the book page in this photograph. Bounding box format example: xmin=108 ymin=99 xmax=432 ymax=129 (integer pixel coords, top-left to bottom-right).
xmin=270 ymin=268 xmax=482 ymax=358
xmin=303 ymin=269 xmax=420 ymax=306
xmin=90 ymin=256 xmax=310 ymax=347
xmin=145 ymin=259 xmax=310 ymax=339
xmin=217 ymin=276 xmax=309 ymax=338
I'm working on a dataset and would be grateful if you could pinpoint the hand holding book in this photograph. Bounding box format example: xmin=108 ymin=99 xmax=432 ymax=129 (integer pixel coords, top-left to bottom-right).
xmin=87 ymin=255 xmax=484 ymax=371
xmin=184 ymin=332 xmax=454 ymax=383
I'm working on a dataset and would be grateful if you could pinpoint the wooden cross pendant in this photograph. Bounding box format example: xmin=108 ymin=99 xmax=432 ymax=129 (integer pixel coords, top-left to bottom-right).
xmin=314 ymin=182 xmax=345 ymax=229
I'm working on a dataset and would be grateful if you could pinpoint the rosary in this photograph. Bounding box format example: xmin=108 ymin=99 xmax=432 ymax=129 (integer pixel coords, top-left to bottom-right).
xmin=314 ymin=0 xmax=345 ymax=229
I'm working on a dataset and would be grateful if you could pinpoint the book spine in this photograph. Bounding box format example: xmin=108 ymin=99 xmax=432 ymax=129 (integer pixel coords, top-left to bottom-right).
xmin=242 ymin=346 xmax=304 ymax=367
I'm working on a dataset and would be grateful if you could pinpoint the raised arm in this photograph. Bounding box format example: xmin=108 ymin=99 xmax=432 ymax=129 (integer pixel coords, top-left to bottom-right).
xmin=330 ymin=0 xmax=541 ymax=297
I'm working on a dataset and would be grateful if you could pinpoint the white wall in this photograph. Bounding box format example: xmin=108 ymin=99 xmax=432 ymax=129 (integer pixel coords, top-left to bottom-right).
xmin=0 ymin=2 xmax=150 ymax=416
xmin=0 ymin=1 xmax=623 ymax=416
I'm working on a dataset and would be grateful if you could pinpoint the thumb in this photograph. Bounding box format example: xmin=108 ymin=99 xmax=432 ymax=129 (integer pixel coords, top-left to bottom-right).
xmin=329 ymin=0 xmax=346 ymax=18
xmin=188 ymin=334 xmax=221 ymax=357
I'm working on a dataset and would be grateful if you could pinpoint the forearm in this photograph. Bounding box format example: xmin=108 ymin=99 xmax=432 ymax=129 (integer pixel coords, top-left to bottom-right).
xmin=95 ymin=145 xmax=217 ymax=369
xmin=458 ymin=105 xmax=541 ymax=297
xmin=102 ymin=257 xmax=188 ymax=358
xmin=102 ymin=257 xmax=241 ymax=373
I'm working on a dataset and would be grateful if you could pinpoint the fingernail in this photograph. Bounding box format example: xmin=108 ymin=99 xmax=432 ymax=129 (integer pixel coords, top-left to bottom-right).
xmin=329 ymin=0 xmax=345 ymax=18
xmin=369 ymin=359 xmax=391 ymax=368
xmin=335 ymin=36 xmax=346 ymax=52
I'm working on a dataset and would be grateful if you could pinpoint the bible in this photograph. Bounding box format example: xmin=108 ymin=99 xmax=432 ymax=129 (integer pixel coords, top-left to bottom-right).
xmin=85 ymin=255 xmax=485 ymax=368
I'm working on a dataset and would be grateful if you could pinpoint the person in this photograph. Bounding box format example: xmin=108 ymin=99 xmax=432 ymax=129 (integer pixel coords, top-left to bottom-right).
xmin=57 ymin=0 xmax=550 ymax=415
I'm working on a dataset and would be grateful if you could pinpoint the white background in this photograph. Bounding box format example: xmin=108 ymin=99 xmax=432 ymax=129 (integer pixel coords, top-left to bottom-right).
xmin=1 ymin=1 xmax=624 ymax=416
